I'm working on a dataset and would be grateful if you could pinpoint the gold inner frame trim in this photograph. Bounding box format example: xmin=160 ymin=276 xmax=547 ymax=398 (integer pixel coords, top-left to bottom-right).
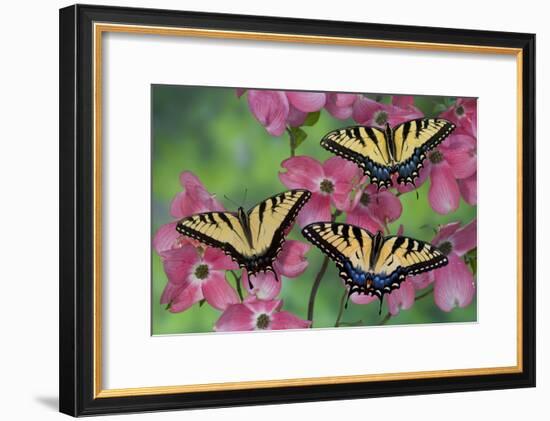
xmin=93 ymin=22 xmax=524 ymax=399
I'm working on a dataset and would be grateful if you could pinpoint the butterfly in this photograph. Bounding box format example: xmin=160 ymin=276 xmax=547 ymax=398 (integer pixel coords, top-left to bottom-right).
xmin=176 ymin=189 xmax=311 ymax=288
xmin=302 ymin=222 xmax=448 ymax=312
xmin=320 ymin=118 xmax=455 ymax=189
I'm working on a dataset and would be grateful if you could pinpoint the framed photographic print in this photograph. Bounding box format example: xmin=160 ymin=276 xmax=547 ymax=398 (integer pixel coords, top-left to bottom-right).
xmin=59 ymin=4 xmax=536 ymax=417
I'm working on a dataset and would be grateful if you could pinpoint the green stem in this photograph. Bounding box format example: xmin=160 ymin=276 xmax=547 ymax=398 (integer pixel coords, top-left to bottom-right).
xmin=230 ymin=270 xmax=244 ymax=301
xmin=334 ymin=289 xmax=348 ymax=327
xmin=379 ymin=286 xmax=434 ymax=325
xmin=307 ymin=210 xmax=342 ymax=326
xmin=286 ymin=126 xmax=296 ymax=157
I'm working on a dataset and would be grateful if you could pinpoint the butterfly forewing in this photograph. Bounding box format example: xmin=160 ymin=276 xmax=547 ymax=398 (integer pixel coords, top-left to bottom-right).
xmin=320 ymin=126 xmax=393 ymax=188
xmin=247 ymin=189 xmax=311 ymax=257
xmin=375 ymin=236 xmax=448 ymax=276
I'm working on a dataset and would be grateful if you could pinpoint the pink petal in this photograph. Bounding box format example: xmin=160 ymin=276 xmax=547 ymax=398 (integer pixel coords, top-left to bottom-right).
xmin=160 ymin=282 xmax=181 ymax=305
xmin=242 ymin=271 xmax=281 ymax=300
xmin=271 ymin=311 xmax=311 ymax=329
xmin=160 ymin=245 xmax=198 ymax=284
xmin=440 ymin=135 xmax=477 ymax=179
xmin=458 ymin=173 xmax=477 ymax=205
xmin=214 ymin=304 xmax=255 ymax=331
xmin=352 ymin=96 xmax=384 ymax=125
xmin=170 ymin=172 xmax=224 ymax=218
xmin=387 ymin=280 xmax=415 ymax=316
xmin=391 ymin=95 xmax=414 ymax=108
xmin=323 ymin=156 xmax=362 ymax=185
xmin=169 ymin=282 xmax=203 ymax=313
xmin=286 ymin=104 xmax=308 ymax=127
xmin=235 ymin=88 xmax=246 ymax=98
xmin=345 ymin=206 xmax=384 ymax=234
xmin=369 ymin=189 xmax=403 ymax=223
xmin=153 ymin=222 xmax=181 ymax=254
xmin=247 ymin=90 xmax=289 ymax=136
xmin=203 ymin=247 xmax=238 ymax=270
xmin=450 ymin=219 xmax=477 ymax=257
xmin=432 ymin=221 xmax=462 ymax=246
xmin=243 ymin=298 xmax=282 ymax=315
xmin=325 ymin=93 xmax=357 ymax=120
xmin=386 ymin=105 xmax=424 ymax=127
xmin=350 ymin=293 xmax=377 ymax=305
xmin=286 ymin=92 xmax=326 ymax=112
xmin=273 ymin=240 xmax=310 ymax=278
xmin=409 ymin=272 xmax=434 ymax=290
xmin=428 ymin=160 xmax=461 ymax=215
xmin=279 ymin=156 xmax=324 ymax=192
xmin=297 ymin=192 xmax=332 ymax=227
xmin=434 ymin=253 xmax=475 ymax=312
xmin=202 ymin=271 xmax=240 ymax=310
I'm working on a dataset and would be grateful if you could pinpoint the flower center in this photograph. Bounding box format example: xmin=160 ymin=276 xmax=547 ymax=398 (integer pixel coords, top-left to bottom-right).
xmin=429 ymin=150 xmax=444 ymax=164
xmin=194 ymin=264 xmax=209 ymax=280
xmin=455 ymin=105 xmax=465 ymax=116
xmin=256 ymin=313 xmax=270 ymax=329
xmin=360 ymin=192 xmax=370 ymax=206
xmin=438 ymin=241 xmax=453 ymax=256
xmin=319 ymin=178 xmax=334 ymax=194
xmin=375 ymin=110 xmax=388 ymax=126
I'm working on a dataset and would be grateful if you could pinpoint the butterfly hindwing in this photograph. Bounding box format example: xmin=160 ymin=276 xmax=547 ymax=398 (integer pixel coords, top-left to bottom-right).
xmin=320 ymin=126 xmax=393 ymax=189
xmin=392 ymin=118 xmax=456 ymax=185
xmin=176 ymin=189 xmax=311 ymax=279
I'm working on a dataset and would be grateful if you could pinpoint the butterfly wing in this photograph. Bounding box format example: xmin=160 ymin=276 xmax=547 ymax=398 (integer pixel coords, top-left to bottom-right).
xmin=321 ymin=126 xmax=393 ymax=189
xmin=392 ymin=118 xmax=455 ymax=185
xmin=301 ymin=222 xmax=375 ymax=296
xmin=372 ymin=236 xmax=448 ymax=294
xmin=176 ymin=211 xmax=252 ymax=267
xmin=246 ymin=189 xmax=311 ymax=274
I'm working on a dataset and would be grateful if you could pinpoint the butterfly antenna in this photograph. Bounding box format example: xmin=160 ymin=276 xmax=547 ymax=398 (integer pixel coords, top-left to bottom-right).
xmin=224 ymin=194 xmax=240 ymax=208
xmin=242 ymin=188 xmax=248 ymax=208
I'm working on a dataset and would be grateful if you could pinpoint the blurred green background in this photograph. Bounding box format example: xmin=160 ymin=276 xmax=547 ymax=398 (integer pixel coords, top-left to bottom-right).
xmin=151 ymin=85 xmax=476 ymax=335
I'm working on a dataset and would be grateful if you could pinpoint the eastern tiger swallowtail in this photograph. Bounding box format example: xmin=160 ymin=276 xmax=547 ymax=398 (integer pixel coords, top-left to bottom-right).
xmin=302 ymin=222 xmax=448 ymax=312
xmin=321 ymin=118 xmax=456 ymax=189
xmin=176 ymin=189 xmax=311 ymax=287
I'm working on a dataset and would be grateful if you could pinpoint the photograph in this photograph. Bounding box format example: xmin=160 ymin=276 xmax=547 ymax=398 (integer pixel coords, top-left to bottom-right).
xmin=151 ymin=86 xmax=478 ymax=335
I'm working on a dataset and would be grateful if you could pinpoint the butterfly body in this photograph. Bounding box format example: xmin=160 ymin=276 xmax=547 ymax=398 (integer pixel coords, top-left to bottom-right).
xmin=176 ymin=189 xmax=311 ymax=286
xmin=302 ymin=223 xmax=448 ymax=306
xmin=321 ymin=118 xmax=456 ymax=189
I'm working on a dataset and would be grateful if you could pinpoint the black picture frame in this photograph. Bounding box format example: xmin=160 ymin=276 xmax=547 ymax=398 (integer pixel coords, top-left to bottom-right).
xmin=59 ymin=4 xmax=536 ymax=417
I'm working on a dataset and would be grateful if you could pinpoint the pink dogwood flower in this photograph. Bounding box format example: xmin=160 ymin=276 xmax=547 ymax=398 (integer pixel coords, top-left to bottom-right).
xmin=243 ymin=90 xmax=326 ymax=136
xmin=241 ymin=240 xmax=311 ymax=300
xmin=352 ymin=95 xmax=423 ymax=128
xmin=429 ymin=219 xmax=477 ymax=311
xmin=153 ymin=171 xmax=224 ymax=254
xmin=345 ymin=184 xmax=402 ymax=233
xmin=324 ymin=93 xmax=358 ymax=120
xmin=440 ymin=98 xmax=477 ymax=137
xmin=386 ymin=279 xmax=416 ymax=316
xmin=160 ymin=245 xmax=239 ymax=312
xmin=214 ymin=299 xmax=311 ymax=331
xmin=279 ymin=156 xmax=362 ymax=226
xmin=425 ymin=134 xmax=477 ymax=214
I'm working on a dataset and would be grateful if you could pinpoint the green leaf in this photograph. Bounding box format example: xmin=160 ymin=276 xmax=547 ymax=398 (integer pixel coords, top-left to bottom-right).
xmin=290 ymin=127 xmax=308 ymax=149
xmin=464 ymin=248 xmax=477 ymax=275
xmin=302 ymin=111 xmax=320 ymax=127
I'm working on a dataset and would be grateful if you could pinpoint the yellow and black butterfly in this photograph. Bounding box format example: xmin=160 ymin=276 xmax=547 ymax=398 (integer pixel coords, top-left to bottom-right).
xmin=302 ymin=222 xmax=448 ymax=312
xmin=321 ymin=118 xmax=455 ymax=189
xmin=176 ymin=189 xmax=311 ymax=287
